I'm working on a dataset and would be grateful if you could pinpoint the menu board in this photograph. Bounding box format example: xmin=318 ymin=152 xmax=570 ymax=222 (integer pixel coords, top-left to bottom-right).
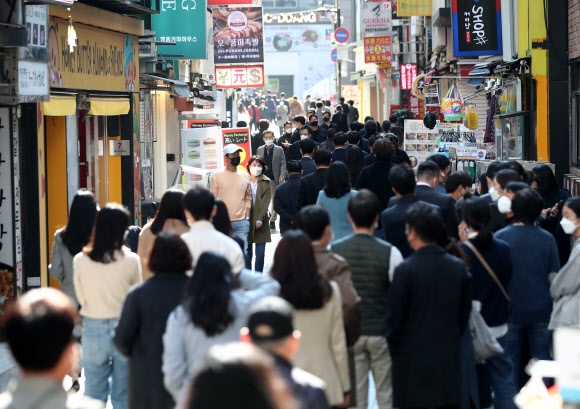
xmin=403 ymin=120 xmax=440 ymax=170
xmin=181 ymin=127 xmax=224 ymax=172
xmin=213 ymin=7 xmax=264 ymax=64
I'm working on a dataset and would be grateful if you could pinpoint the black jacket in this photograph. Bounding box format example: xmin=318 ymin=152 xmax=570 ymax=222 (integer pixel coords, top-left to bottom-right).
xmin=364 ymin=153 xmax=376 ymax=166
xmin=298 ymin=168 xmax=329 ymax=210
xmin=251 ymin=131 xmax=265 ymax=155
xmin=274 ymin=174 xmax=302 ymax=233
xmin=300 ymin=157 xmax=317 ymax=176
xmin=391 ymin=149 xmax=412 ymax=166
xmin=114 ymin=273 xmax=188 ymax=409
xmin=387 ymin=245 xmax=472 ymax=408
xmin=332 ymin=113 xmax=348 ymax=133
xmin=381 ymin=196 xmax=440 ymax=258
xmin=356 ymin=160 xmax=394 ymax=212
xmin=312 ymin=127 xmax=327 ymax=144
xmin=288 ymin=139 xmax=319 ymax=161
xmin=479 ymin=193 xmax=508 ymax=232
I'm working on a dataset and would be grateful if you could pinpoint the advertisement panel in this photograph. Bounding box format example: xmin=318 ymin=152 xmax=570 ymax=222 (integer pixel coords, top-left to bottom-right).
xmin=152 ymin=0 xmax=207 ymax=60
xmin=181 ymin=127 xmax=224 ymax=172
xmin=452 ymin=0 xmax=502 ymax=57
xmin=187 ymin=119 xmax=221 ymax=128
xmin=215 ymin=65 xmax=264 ymax=89
xmin=222 ymin=128 xmax=251 ymax=171
xmin=400 ymin=63 xmax=417 ymax=90
xmin=48 ymin=17 xmax=139 ymax=92
xmin=397 ymin=0 xmax=432 ymax=16
xmin=403 ymin=119 xmax=440 ymax=170
xmin=361 ymin=1 xmax=392 ymax=37
xmin=363 ymin=36 xmax=392 ymax=63
xmin=213 ymin=7 xmax=264 ymax=64
xmin=264 ymin=24 xmax=332 ymax=53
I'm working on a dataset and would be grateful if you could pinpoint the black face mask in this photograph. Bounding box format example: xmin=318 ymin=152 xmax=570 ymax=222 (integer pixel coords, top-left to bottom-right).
xmin=323 ymin=117 xmax=330 ymax=122
xmin=230 ymin=156 xmax=241 ymax=166
xmin=310 ymin=121 xmax=318 ymax=127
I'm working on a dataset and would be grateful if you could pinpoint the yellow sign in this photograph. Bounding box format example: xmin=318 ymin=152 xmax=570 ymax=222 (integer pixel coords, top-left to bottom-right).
xmin=48 ymin=17 xmax=139 ymax=92
xmin=397 ymin=0 xmax=432 ymax=17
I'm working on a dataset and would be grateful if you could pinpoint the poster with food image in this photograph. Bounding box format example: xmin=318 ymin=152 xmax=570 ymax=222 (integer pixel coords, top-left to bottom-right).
xmin=174 ymin=165 xmax=211 ymax=191
xmin=181 ymin=127 xmax=224 ymax=172
xmin=403 ymin=120 xmax=440 ymax=169
xmin=222 ymin=128 xmax=251 ymax=172
xmin=213 ymin=7 xmax=264 ymax=64
xmin=264 ymin=24 xmax=332 ymax=53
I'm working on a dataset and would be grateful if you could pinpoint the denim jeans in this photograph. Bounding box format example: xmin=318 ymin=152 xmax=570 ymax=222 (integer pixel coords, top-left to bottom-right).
xmin=354 ymin=335 xmax=392 ymax=409
xmin=231 ymin=219 xmax=250 ymax=260
xmin=484 ymin=334 xmax=519 ymax=409
xmin=502 ymin=322 xmax=552 ymax=387
xmin=246 ymin=242 xmax=266 ymax=272
xmin=82 ymin=317 xmax=128 ymax=409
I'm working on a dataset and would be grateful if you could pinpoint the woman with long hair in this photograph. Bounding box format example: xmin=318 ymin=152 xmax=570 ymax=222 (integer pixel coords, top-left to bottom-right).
xmin=162 ymin=252 xmax=279 ymax=404
xmin=212 ymin=199 xmax=245 ymax=251
xmin=270 ymin=231 xmax=350 ymax=407
xmin=238 ymin=103 xmax=251 ymax=125
xmin=115 ymin=232 xmax=192 ymax=409
xmin=246 ymin=156 xmax=271 ymax=272
xmin=73 ymin=204 xmax=142 ymax=409
xmin=458 ymin=197 xmax=517 ymax=409
xmin=137 ymin=189 xmax=189 ymax=279
xmin=316 ymin=161 xmax=358 ymax=240
xmin=345 ymin=146 xmax=366 ymax=188
xmin=50 ymin=190 xmax=98 ymax=305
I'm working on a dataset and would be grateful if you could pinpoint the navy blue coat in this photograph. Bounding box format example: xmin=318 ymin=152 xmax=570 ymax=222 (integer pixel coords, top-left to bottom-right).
xmin=274 ymin=174 xmax=302 ymax=233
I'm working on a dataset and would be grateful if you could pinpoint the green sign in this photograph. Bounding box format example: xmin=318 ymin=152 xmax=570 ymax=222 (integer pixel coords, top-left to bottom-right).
xmin=152 ymin=0 xmax=207 ymax=60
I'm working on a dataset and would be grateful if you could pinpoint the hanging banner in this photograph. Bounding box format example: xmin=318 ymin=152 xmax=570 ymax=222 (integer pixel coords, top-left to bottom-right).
xmin=400 ymin=63 xmax=418 ymax=90
xmin=213 ymin=7 xmax=264 ymax=64
xmin=222 ymin=128 xmax=251 ymax=171
xmin=397 ymin=0 xmax=432 ymax=17
xmin=215 ymin=65 xmax=265 ymax=88
xmin=152 ymin=0 xmax=207 ymax=60
xmin=361 ymin=1 xmax=392 ymax=37
xmin=363 ymin=36 xmax=392 ymax=63
xmin=264 ymin=24 xmax=333 ymax=53
xmin=181 ymin=127 xmax=224 ymax=172
xmin=452 ymin=0 xmax=502 ymax=57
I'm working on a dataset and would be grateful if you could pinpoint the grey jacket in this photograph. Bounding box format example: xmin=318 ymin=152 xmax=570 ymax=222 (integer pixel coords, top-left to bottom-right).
xmin=49 ymin=231 xmax=77 ymax=305
xmin=549 ymin=239 xmax=580 ymax=329
xmin=257 ymin=144 xmax=286 ymax=183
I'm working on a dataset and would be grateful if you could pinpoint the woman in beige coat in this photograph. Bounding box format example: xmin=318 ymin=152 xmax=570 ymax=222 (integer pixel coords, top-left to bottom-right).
xmin=271 ymin=230 xmax=350 ymax=407
xmin=137 ymin=189 xmax=190 ymax=279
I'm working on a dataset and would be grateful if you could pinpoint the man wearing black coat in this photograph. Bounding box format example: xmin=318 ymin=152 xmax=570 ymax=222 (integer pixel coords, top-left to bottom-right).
xmin=388 ymin=161 xmax=460 ymax=239
xmin=288 ymin=125 xmax=319 ymax=161
xmin=274 ymin=160 xmax=303 ymax=233
xmin=387 ymin=203 xmax=472 ymax=409
xmin=297 ymin=149 xmax=332 ymax=210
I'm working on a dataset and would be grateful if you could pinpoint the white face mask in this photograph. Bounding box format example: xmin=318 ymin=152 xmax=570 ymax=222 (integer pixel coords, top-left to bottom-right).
xmin=300 ymin=135 xmax=308 ymax=140
xmin=560 ymin=217 xmax=579 ymax=235
xmin=497 ymin=196 xmax=512 ymax=214
xmin=264 ymin=140 xmax=274 ymax=146
xmin=250 ymin=166 xmax=263 ymax=176
xmin=489 ymin=186 xmax=500 ymax=202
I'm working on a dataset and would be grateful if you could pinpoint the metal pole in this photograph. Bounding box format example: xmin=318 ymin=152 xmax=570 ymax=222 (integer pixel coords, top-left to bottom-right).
xmin=336 ymin=6 xmax=341 ymax=99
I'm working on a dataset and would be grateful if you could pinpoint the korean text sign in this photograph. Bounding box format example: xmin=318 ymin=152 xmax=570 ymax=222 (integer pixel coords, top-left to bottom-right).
xmin=400 ymin=63 xmax=417 ymax=90
xmin=152 ymin=0 xmax=207 ymax=60
xmin=222 ymin=128 xmax=251 ymax=171
xmin=213 ymin=7 xmax=264 ymax=64
xmin=363 ymin=36 xmax=392 ymax=63
xmin=452 ymin=0 xmax=502 ymax=57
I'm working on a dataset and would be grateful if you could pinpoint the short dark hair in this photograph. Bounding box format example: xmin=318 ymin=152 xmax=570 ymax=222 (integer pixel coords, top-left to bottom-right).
xmin=335 ymin=105 xmax=343 ymax=113
xmin=294 ymin=205 xmax=330 ymax=241
xmin=368 ymin=135 xmax=378 ymax=148
xmin=148 ymin=231 xmax=192 ymax=273
xmin=347 ymin=189 xmax=380 ymax=228
xmin=339 ymin=97 xmax=345 ymax=102
xmin=387 ymin=134 xmax=399 ymax=147
xmin=316 ymin=101 xmax=323 ymax=108
xmin=247 ymin=155 xmax=266 ymax=172
xmin=505 ymin=160 xmax=525 ymax=180
xmin=333 ymin=132 xmax=348 ymax=146
xmin=5 ymin=288 xmax=77 ymax=370
xmin=505 ymin=181 xmax=531 ymax=195
xmin=462 ymin=197 xmax=493 ymax=249
xmin=364 ymin=120 xmax=377 ymax=135
xmin=324 ymin=162 xmax=351 ymax=199
xmin=389 ymin=164 xmax=416 ymax=195
xmin=348 ymin=100 xmax=354 ymax=105
xmin=406 ymin=202 xmax=442 ymax=243
xmin=299 ymin=138 xmax=316 ymax=155
xmin=183 ymin=187 xmax=215 ymax=221
xmin=486 ymin=161 xmax=509 ymax=180
xmin=389 ymin=115 xmax=397 ymax=123
xmin=308 ymin=114 xmax=318 ymax=122
xmin=313 ymin=149 xmax=332 ymax=166
xmin=301 ymin=124 xmax=313 ymax=135
xmin=495 ymin=169 xmax=520 ymax=190
xmin=326 ymin=128 xmax=336 ymax=139
xmin=293 ymin=115 xmax=306 ymax=125
xmin=322 ymin=111 xmax=331 ymax=119
xmin=347 ymin=131 xmax=360 ymax=145
xmin=286 ymin=160 xmax=302 ymax=174
xmin=258 ymin=119 xmax=270 ymax=131
xmin=236 ymin=121 xmax=247 ymax=127
xmin=427 ymin=154 xmax=451 ymax=171
xmin=417 ymin=161 xmax=440 ymax=181
xmin=373 ymin=138 xmax=395 ymax=161
xmin=382 ymin=120 xmax=391 ymax=133
xmin=512 ymin=188 xmax=544 ymax=225
xmin=445 ymin=171 xmax=472 ymax=194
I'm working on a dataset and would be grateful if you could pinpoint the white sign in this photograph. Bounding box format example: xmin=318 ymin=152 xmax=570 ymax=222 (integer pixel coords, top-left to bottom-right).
xmin=181 ymin=127 xmax=224 ymax=172
xmin=264 ymin=24 xmax=333 ymax=53
xmin=337 ymin=45 xmax=348 ymax=61
xmin=0 ymin=108 xmax=14 ymax=269
xmin=109 ymin=140 xmax=131 ymax=156
xmin=555 ymin=328 xmax=580 ymax=402
xmin=403 ymin=119 xmax=440 ymax=169
xmin=361 ymin=1 xmax=392 ymax=37
xmin=18 ymin=60 xmax=49 ymax=97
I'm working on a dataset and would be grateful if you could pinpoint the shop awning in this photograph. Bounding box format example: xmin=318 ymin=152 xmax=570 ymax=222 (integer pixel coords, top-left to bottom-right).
xmin=42 ymin=95 xmax=77 ymax=116
xmin=140 ymin=74 xmax=191 ymax=98
xmin=88 ymin=97 xmax=130 ymax=116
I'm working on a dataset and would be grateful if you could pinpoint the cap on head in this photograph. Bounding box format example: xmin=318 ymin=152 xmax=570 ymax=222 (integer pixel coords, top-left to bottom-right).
xmin=223 ymin=144 xmax=243 ymax=155
xmin=247 ymin=296 xmax=294 ymax=343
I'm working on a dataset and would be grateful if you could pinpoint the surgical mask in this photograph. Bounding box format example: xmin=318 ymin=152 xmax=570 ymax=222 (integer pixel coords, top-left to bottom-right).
xmin=489 ymin=187 xmax=500 ymax=202
xmin=250 ymin=166 xmax=262 ymax=176
xmin=230 ymin=156 xmax=241 ymax=167
xmin=284 ymin=129 xmax=292 ymax=134
xmin=560 ymin=218 xmax=579 ymax=235
xmin=497 ymin=196 xmax=512 ymax=214
xmin=265 ymin=140 xmax=274 ymax=146
xmin=300 ymin=135 xmax=308 ymax=140
xmin=310 ymin=121 xmax=318 ymax=127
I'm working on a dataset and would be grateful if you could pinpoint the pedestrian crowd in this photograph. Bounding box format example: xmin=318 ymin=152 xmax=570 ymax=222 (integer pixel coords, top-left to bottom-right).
xmin=1 ymin=112 xmax=578 ymax=409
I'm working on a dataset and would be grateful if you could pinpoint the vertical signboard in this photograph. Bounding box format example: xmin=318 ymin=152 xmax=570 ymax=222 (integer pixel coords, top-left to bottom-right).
xmin=222 ymin=128 xmax=251 ymax=171
xmin=361 ymin=1 xmax=392 ymax=37
xmin=397 ymin=0 xmax=432 ymax=16
xmin=452 ymin=0 xmax=502 ymax=57
xmin=400 ymin=63 xmax=418 ymax=90
xmin=213 ymin=7 xmax=264 ymax=64
xmin=152 ymin=0 xmax=208 ymax=60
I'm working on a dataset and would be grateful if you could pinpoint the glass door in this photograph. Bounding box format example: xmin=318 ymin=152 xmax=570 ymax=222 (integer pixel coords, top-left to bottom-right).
xmin=84 ymin=116 xmax=110 ymax=207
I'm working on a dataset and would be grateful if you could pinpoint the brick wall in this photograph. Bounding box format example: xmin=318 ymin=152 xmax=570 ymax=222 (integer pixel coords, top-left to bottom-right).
xmin=571 ymin=0 xmax=580 ymax=59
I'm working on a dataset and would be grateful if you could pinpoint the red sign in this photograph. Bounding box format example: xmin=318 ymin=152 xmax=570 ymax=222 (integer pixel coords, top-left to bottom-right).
xmin=363 ymin=36 xmax=392 ymax=64
xmin=408 ymin=95 xmax=425 ymax=119
xmin=400 ymin=63 xmax=418 ymax=90
xmin=334 ymin=27 xmax=350 ymax=43
xmin=222 ymin=128 xmax=252 ymax=171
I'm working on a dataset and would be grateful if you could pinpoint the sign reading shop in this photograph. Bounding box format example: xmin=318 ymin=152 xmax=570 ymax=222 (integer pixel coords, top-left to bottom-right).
xmin=451 ymin=0 xmax=502 ymax=57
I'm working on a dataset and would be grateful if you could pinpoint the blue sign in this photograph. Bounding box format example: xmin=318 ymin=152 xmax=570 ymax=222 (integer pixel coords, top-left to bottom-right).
xmin=334 ymin=27 xmax=349 ymax=43
xmin=451 ymin=0 xmax=502 ymax=57
xmin=331 ymin=48 xmax=337 ymax=62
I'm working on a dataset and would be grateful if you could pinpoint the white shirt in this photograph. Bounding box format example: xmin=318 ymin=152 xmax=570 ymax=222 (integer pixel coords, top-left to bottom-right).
xmin=416 ymin=181 xmax=432 ymax=188
xmin=181 ymin=221 xmax=245 ymax=273
xmin=388 ymin=246 xmax=404 ymax=281
xmin=250 ymin=179 xmax=258 ymax=205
